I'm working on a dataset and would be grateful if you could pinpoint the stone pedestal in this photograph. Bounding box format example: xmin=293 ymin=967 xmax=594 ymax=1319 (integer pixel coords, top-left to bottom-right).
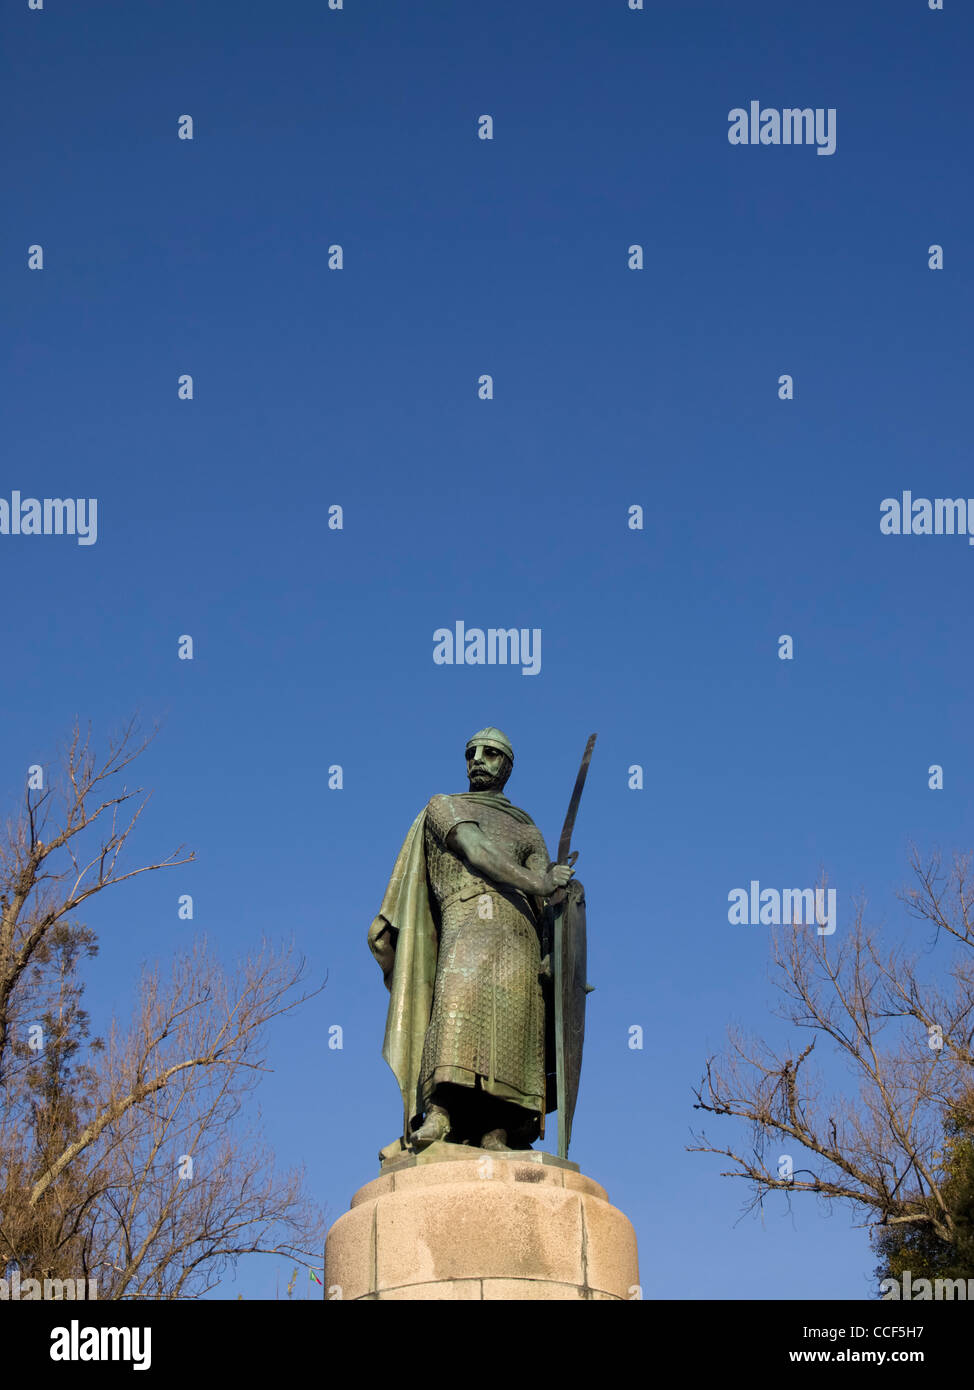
xmin=324 ymin=1142 xmax=639 ymax=1301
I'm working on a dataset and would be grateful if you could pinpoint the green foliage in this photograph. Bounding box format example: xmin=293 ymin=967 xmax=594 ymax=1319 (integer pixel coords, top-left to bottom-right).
xmin=2 ymin=920 xmax=104 ymax=1280
xmin=18 ymin=924 xmax=102 ymax=1167
xmin=873 ymin=1105 xmax=974 ymax=1284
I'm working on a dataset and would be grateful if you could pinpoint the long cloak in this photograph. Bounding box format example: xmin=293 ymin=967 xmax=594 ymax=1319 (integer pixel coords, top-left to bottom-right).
xmin=367 ymin=792 xmax=544 ymax=1147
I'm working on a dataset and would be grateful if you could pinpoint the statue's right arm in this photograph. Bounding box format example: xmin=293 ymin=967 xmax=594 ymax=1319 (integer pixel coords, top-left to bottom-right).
xmin=448 ymin=822 xmax=570 ymax=897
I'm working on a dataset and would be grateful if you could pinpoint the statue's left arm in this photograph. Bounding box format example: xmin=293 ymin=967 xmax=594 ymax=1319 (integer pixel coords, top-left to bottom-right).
xmin=368 ymin=918 xmax=396 ymax=986
xmin=524 ymin=834 xmax=553 ymax=891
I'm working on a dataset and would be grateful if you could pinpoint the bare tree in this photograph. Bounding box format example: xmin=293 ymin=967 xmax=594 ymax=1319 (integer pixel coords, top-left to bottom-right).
xmin=690 ymin=853 xmax=974 ymax=1267
xmin=0 ymin=720 xmax=326 ymax=1297
xmin=0 ymin=718 xmax=190 ymax=1079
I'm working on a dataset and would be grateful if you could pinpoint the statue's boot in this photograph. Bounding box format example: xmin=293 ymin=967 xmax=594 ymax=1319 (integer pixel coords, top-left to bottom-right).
xmin=480 ymin=1128 xmax=510 ymax=1151
xmin=409 ymin=1103 xmax=451 ymax=1150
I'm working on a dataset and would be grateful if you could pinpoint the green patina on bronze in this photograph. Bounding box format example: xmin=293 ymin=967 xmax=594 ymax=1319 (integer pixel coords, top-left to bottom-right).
xmin=368 ymin=728 xmax=595 ymax=1163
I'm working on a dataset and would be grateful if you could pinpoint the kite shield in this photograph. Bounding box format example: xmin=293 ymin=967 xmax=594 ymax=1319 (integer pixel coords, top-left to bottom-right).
xmin=553 ymin=876 xmax=590 ymax=1160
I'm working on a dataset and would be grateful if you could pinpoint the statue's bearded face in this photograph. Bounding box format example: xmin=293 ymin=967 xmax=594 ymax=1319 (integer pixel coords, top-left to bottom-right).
xmin=465 ymin=743 xmax=512 ymax=792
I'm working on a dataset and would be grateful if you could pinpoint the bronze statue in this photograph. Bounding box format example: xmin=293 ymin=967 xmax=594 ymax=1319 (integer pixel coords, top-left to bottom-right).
xmin=368 ymin=728 xmax=594 ymax=1161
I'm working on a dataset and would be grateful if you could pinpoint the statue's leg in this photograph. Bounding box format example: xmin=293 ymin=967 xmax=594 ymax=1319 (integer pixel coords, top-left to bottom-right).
xmin=443 ymin=1082 xmax=478 ymax=1144
xmin=409 ymin=1088 xmax=452 ymax=1149
xmin=480 ymin=1096 xmax=540 ymax=1151
xmin=480 ymin=1128 xmax=510 ymax=1151
xmin=411 ymin=1081 xmax=482 ymax=1148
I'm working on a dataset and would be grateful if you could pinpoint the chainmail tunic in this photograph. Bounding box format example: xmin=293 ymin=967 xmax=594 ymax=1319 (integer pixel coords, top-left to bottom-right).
xmin=419 ymin=793 xmax=551 ymax=1117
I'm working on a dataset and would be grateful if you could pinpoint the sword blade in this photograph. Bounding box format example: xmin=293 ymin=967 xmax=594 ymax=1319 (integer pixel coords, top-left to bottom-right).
xmin=557 ymin=733 xmax=597 ymax=863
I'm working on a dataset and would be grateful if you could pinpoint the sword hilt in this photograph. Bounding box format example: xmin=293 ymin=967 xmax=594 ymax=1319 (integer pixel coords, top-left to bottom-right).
xmin=548 ymin=852 xmax=578 ymax=910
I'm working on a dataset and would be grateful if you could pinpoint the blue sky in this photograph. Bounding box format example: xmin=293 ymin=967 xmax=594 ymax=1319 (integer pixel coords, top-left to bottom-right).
xmin=3 ymin=0 xmax=972 ymax=1299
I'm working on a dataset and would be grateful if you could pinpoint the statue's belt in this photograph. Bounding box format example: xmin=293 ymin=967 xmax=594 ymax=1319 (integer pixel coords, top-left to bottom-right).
xmin=439 ymin=879 xmax=540 ymax=922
